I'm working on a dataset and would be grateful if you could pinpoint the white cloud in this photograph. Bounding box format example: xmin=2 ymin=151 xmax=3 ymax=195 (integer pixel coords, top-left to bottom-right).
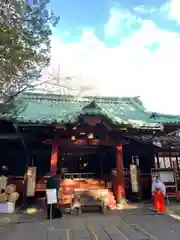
xmin=133 ymin=5 xmax=156 ymax=14
xmin=169 ymin=0 xmax=180 ymax=22
xmin=104 ymin=7 xmax=142 ymax=38
xmin=159 ymin=1 xmax=180 ymax=23
xmin=45 ymin=7 xmax=180 ymax=114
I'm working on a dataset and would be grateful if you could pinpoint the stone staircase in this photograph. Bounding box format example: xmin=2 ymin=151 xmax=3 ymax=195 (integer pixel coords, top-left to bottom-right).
xmin=58 ymin=179 xmax=116 ymax=209
xmin=107 ymin=190 xmax=116 ymax=209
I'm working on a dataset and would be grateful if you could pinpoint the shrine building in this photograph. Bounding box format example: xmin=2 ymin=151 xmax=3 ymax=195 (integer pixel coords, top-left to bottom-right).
xmin=1 ymin=92 xmax=180 ymax=206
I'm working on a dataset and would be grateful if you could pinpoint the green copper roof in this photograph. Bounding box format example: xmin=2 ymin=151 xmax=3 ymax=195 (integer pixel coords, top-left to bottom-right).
xmin=5 ymin=92 xmax=180 ymax=128
xmin=149 ymin=112 xmax=180 ymax=124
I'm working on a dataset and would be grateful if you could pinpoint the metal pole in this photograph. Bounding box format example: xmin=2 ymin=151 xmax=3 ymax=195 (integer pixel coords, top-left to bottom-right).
xmin=46 ymin=204 xmax=53 ymax=240
xmin=49 ymin=204 xmax=53 ymax=229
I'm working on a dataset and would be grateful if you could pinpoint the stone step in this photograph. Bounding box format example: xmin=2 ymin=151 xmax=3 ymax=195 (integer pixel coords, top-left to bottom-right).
xmin=107 ymin=190 xmax=116 ymax=208
xmin=59 ymin=190 xmax=116 ymax=208
xmin=58 ymin=179 xmax=116 ymax=207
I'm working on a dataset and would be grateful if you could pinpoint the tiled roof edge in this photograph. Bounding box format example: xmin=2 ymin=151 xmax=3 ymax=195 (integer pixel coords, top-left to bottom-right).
xmin=19 ymin=92 xmax=144 ymax=103
xmin=15 ymin=92 xmax=180 ymax=121
xmin=150 ymin=112 xmax=180 ymax=119
xmin=19 ymin=92 xmax=90 ymax=102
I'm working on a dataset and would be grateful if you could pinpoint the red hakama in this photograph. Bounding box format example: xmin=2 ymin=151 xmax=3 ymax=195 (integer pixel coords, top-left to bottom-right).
xmin=153 ymin=188 xmax=165 ymax=213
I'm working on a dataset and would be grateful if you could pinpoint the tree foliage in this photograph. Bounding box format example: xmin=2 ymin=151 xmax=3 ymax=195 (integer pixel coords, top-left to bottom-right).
xmin=0 ymin=0 xmax=59 ymax=113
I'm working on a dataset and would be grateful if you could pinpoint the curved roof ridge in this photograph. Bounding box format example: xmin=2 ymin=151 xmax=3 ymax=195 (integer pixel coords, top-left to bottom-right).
xmin=20 ymin=92 xmax=143 ymax=103
xmin=20 ymin=92 xmax=92 ymax=103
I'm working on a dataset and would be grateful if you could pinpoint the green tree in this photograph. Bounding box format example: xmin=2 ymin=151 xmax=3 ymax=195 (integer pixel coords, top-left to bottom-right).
xmin=0 ymin=0 xmax=59 ymax=113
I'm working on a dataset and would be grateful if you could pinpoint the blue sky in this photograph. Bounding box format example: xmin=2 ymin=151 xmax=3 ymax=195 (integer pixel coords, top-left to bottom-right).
xmin=50 ymin=0 xmax=179 ymax=38
xmin=44 ymin=0 xmax=180 ymax=114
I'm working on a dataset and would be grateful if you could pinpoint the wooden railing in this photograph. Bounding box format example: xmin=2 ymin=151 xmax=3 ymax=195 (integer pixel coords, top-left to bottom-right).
xmin=63 ymin=172 xmax=95 ymax=179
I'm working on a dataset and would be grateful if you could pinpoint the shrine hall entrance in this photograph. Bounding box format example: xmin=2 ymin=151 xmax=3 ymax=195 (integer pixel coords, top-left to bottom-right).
xmin=57 ymin=145 xmax=115 ymax=180
xmin=56 ymin=144 xmax=118 ymax=206
xmin=55 ymin=142 xmax=153 ymax=202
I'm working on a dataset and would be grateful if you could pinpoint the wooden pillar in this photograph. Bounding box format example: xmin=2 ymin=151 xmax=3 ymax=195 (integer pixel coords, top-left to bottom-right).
xmin=116 ymin=145 xmax=125 ymax=205
xmin=50 ymin=142 xmax=59 ymax=175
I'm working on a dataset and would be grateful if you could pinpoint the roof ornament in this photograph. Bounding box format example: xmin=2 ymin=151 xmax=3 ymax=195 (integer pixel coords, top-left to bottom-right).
xmin=150 ymin=112 xmax=157 ymax=119
xmin=153 ymin=140 xmax=162 ymax=148
xmin=82 ymin=100 xmax=99 ymax=110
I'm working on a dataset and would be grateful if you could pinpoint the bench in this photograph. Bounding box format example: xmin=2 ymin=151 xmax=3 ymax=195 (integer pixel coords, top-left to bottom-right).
xmin=71 ymin=189 xmax=107 ymax=215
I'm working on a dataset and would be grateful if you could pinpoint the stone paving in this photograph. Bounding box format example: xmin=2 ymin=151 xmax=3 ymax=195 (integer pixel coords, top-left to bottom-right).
xmin=166 ymin=202 xmax=180 ymax=214
xmin=0 ymin=210 xmax=45 ymax=226
xmin=1 ymin=206 xmax=180 ymax=240
xmin=0 ymin=214 xmax=148 ymax=240
xmin=120 ymin=206 xmax=180 ymax=240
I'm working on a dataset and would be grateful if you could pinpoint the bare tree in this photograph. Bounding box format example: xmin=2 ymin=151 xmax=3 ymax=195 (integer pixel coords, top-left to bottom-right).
xmin=36 ymin=65 xmax=97 ymax=97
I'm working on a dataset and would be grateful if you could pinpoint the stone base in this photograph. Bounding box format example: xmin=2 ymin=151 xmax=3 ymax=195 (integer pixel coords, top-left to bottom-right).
xmin=116 ymin=196 xmax=127 ymax=205
xmin=0 ymin=202 xmax=15 ymax=213
xmin=115 ymin=203 xmax=138 ymax=210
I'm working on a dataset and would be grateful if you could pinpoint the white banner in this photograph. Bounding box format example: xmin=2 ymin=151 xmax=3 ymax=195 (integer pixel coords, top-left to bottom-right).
xmin=26 ymin=167 xmax=36 ymax=197
xmin=130 ymin=164 xmax=139 ymax=193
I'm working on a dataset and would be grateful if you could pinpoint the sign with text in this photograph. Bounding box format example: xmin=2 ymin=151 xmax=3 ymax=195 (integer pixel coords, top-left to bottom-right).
xmin=46 ymin=189 xmax=57 ymax=205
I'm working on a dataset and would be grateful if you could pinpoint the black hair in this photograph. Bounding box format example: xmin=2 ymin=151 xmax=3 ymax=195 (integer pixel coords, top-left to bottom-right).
xmin=156 ymin=176 xmax=160 ymax=180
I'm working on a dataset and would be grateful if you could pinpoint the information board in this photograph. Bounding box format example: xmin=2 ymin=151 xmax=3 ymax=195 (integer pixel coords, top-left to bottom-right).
xmin=160 ymin=171 xmax=174 ymax=183
xmin=151 ymin=168 xmax=175 ymax=184
xmin=46 ymin=189 xmax=57 ymax=205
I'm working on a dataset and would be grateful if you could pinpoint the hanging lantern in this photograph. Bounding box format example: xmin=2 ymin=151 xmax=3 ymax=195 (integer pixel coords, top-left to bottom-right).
xmin=71 ymin=136 xmax=76 ymax=140
xmin=88 ymin=133 xmax=94 ymax=139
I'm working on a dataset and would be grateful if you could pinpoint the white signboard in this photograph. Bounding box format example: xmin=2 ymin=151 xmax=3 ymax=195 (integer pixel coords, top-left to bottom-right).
xmin=46 ymin=189 xmax=57 ymax=204
xmin=160 ymin=171 xmax=174 ymax=183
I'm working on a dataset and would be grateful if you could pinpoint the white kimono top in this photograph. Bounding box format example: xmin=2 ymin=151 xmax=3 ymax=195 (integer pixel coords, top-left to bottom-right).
xmin=152 ymin=180 xmax=166 ymax=196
